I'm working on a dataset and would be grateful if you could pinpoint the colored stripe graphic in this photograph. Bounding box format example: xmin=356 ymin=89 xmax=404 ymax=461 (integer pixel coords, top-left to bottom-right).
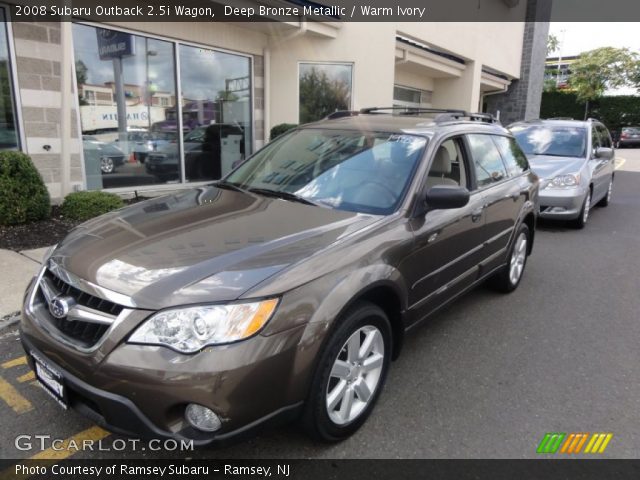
xmin=584 ymin=433 xmax=613 ymax=454
xmin=537 ymin=433 xmax=566 ymax=453
xmin=538 ymin=433 xmax=613 ymax=454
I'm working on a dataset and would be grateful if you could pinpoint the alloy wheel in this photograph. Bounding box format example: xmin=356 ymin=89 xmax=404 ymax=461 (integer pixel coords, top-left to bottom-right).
xmin=100 ymin=156 xmax=114 ymax=174
xmin=582 ymin=191 xmax=591 ymax=224
xmin=509 ymin=232 xmax=528 ymax=285
xmin=326 ymin=325 xmax=385 ymax=425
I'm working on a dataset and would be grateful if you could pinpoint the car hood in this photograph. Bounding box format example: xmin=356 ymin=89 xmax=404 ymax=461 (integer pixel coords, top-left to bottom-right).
xmin=527 ymin=155 xmax=585 ymax=181
xmin=49 ymin=187 xmax=380 ymax=309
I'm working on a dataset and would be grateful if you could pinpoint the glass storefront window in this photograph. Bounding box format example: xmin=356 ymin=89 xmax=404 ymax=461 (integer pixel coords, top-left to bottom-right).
xmin=0 ymin=9 xmax=19 ymax=150
xmin=73 ymin=24 xmax=178 ymax=188
xmin=178 ymin=44 xmax=251 ymax=182
xmin=73 ymin=24 xmax=253 ymax=189
xmin=299 ymin=63 xmax=352 ymax=124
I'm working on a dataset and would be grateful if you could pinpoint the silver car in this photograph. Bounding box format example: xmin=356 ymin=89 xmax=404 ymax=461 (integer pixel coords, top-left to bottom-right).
xmin=509 ymin=119 xmax=615 ymax=229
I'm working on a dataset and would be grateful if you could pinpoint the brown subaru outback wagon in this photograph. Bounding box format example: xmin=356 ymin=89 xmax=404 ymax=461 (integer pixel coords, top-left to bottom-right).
xmin=21 ymin=108 xmax=539 ymax=445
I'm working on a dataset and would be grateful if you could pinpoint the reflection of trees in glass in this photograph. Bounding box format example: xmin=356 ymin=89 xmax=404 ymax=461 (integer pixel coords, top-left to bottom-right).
xmin=299 ymin=65 xmax=351 ymax=124
xmin=76 ymin=60 xmax=88 ymax=105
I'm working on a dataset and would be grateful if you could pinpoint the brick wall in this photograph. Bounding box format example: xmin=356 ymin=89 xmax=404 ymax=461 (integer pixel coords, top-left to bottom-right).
xmin=12 ymin=22 xmax=83 ymax=201
xmin=485 ymin=0 xmax=551 ymax=125
xmin=253 ymin=54 xmax=265 ymax=149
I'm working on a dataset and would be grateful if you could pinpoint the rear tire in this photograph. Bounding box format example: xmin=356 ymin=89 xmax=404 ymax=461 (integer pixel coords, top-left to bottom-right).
xmin=489 ymin=223 xmax=530 ymax=293
xmin=302 ymin=302 xmax=391 ymax=442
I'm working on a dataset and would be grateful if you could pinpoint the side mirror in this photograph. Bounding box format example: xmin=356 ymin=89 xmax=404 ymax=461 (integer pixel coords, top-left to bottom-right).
xmin=595 ymin=147 xmax=613 ymax=159
xmin=425 ymin=185 xmax=470 ymax=210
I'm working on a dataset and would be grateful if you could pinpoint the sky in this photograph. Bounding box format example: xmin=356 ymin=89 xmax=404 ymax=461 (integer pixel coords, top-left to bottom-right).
xmin=549 ymin=23 xmax=640 ymax=95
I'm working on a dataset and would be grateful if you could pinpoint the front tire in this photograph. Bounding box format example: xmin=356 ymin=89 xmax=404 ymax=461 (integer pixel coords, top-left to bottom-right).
xmin=571 ymin=189 xmax=591 ymax=229
xmin=489 ymin=223 xmax=530 ymax=293
xmin=302 ymin=302 xmax=391 ymax=442
xmin=597 ymin=178 xmax=613 ymax=207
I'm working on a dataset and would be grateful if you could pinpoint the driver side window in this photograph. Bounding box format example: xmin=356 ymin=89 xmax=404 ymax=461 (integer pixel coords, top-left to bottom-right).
xmin=426 ymin=137 xmax=468 ymax=189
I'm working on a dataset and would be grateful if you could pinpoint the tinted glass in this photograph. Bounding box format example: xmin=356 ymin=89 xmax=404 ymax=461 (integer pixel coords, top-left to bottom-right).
xmin=226 ymin=129 xmax=426 ymax=215
xmin=597 ymin=126 xmax=612 ymax=148
xmin=493 ymin=136 xmax=529 ymax=177
xmin=179 ymin=44 xmax=251 ymax=182
xmin=510 ymin=125 xmax=587 ymax=158
xmin=466 ymin=134 xmax=508 ymax=187
xmin=0 ymin=10 xmax=19 ymax=150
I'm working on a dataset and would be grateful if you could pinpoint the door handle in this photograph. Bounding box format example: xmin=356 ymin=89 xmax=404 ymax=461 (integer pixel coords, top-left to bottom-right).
xmin=471 ymin=206 xmax=484 ymax=223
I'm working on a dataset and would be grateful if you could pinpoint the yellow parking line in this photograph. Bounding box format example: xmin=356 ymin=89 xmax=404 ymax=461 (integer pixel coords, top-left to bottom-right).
xmin=17 ymin=371 xmax=35 ymax=383
xmin=2 ymin=356 xmax=27 ymax=369
xmin=30 ymin=425 xmax=111 ymax=460
xmin=0 ymin=375 xmax=33 ymax=414
xmin=615 ymin=158 xmax=626 ymax=170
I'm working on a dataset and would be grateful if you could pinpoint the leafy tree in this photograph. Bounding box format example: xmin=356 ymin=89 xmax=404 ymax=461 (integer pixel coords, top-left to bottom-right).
xmin=76 ymin=60 xmax=89 ymax=106
xmin=569 ymin=47 xmax=640 ymax=118
xmin=547 ymin=33 xmax=560 ymax=56
xmin=299 ymin=67 xmax=350 ymax=123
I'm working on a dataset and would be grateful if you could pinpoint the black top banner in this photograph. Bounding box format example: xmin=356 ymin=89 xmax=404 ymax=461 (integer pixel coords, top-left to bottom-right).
xmin=5 ymin=0 xmax=640 ymax=22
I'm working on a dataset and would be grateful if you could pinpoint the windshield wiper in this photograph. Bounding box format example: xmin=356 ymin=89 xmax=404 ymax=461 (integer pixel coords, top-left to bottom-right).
xmin=532 ymin=152 xmax=577 ymax=157
xmin=214 ymin=180 xmax=248 ymax=193
xmin=247 ymin=187 xmax=319 ymax=206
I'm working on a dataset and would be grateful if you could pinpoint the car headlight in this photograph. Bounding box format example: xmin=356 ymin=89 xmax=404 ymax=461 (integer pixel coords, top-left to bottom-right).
xmin=545 ymin=174 xmax=580 ymax=189
xmin=128 ymin=299 xmax=279 ymax=353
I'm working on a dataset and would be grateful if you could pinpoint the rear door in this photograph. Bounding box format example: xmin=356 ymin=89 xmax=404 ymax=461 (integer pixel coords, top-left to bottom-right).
xmin=465 ymin=133 xmax=527 ymax=274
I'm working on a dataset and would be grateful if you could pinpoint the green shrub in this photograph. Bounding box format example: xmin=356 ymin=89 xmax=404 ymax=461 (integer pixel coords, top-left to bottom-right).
xmin=0 ymin=151 xmax=50 ymax=225
xmin=270 ymin=123 xmax=298 ymax=141
xmin=61 ymin=191 xmax=124 ymax=221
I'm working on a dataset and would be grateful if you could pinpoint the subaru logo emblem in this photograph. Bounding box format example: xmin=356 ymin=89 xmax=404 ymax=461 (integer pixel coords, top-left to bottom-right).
xmin=49 ymin=296 xmax=75 ymax=319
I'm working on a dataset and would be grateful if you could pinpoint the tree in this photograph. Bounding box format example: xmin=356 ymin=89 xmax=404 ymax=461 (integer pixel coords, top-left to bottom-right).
xmin=547 ymin=33 xmax=560 ymax=56
xmin=569 ymin=47 xmax=640 ymax=118
xmin=299 ymin=67 xmax=350 ymax=123
xmin=75 ymin=60 xmax=89 ymax=106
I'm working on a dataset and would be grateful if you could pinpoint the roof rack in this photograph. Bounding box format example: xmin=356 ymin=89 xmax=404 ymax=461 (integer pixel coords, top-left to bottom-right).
xmin=325 ymin=110 xmax=361 ymax=120
xmin=547 ymin=117 xmax=575 ymax=120
xmin=358 ymin=107 xmax=500 ymax=124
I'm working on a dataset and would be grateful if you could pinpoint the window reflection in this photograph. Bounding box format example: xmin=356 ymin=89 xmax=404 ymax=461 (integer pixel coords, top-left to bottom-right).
xmin=73 ymin=24 xmax=178 ymax=188
xmin=0 ymin=10 xmax=19 ymax=150
xmin=175 ymin=44 xmax=251 ymax=182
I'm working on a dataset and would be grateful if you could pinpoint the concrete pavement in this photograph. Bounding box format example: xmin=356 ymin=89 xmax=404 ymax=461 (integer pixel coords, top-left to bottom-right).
xmin=0 ymin=247 xmax=49 ymax=320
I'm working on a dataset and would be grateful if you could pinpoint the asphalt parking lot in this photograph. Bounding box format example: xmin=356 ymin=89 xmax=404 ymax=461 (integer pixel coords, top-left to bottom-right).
xmin=1 ymin=150 xmax=639 ymax=460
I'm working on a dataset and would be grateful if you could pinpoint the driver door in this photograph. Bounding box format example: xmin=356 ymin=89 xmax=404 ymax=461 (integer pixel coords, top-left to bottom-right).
xmin=402 ymin=136 xmax=488 ymax=325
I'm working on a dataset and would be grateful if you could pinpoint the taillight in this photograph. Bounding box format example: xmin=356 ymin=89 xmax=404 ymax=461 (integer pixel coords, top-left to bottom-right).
xmin=621 ymin=133 xmax=629 ymax=138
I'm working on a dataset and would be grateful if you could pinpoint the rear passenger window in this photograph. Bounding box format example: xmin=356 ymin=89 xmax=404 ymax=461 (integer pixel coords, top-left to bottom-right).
xmin=466 ymin=134 xmax=508 ymax=187
xmin=492 ymin=136 xmax=529 ymax=177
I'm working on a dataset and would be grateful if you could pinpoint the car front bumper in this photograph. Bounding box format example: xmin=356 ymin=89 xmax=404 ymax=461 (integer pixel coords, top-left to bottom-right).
xmin=19 ymin=273 xmax=315 ymax=445
xmin=538 ymin=187 xmax=588 ymax=220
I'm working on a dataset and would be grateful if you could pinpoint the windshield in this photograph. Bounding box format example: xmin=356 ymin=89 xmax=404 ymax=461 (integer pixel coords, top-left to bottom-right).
xmin=225 ymin=128 xmax=427 ymax=215
xmin=511 ymin=125 xmax=587 ymax=158
xmin=622 ymin=127 xmax=640 ymax=134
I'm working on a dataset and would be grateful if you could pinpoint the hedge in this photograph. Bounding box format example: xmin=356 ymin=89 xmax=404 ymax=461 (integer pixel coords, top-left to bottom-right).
xmin=0 ymin=151 xmax=50 ymax=225
xmin=270 ymin=123 xmax=298 ymax=141
xmin=61 ymin=191 xmax=124 ymax=221
xmin=541 ymin=91 xmax=640 ymax=133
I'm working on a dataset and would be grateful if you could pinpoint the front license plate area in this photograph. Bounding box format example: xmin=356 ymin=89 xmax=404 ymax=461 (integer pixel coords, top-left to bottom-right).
xmin=32 ymin=353 xmax=68 ymax=410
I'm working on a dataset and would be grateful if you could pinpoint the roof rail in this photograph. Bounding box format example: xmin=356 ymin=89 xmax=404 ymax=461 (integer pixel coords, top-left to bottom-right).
xmin=359 ymin=107 xmax=500 ymax=124
xmin=547 ymin=117 xmax=574 ymax=120
xmin=325 ymin=110 xmax=360 ymax=120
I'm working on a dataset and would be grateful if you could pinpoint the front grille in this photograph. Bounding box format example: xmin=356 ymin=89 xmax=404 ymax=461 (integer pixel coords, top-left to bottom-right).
xmin=37 ymin=270 xmax=123 ymax=348
xmin=44 ymin=270 xmax=123 ymax=316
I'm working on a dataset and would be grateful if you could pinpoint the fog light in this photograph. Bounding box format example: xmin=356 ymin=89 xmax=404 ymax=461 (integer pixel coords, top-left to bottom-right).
xmin=185 ymin=404 xmax=221 ymax=432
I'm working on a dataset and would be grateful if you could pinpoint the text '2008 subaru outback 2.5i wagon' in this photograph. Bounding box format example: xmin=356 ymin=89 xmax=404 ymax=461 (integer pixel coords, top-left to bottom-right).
xmin=20 ymin=108 xmax=539 ymax=445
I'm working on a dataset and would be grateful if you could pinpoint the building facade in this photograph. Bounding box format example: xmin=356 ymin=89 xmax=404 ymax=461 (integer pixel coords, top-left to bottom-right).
xmin=0 ymin=2 xmax=547 ymax=201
